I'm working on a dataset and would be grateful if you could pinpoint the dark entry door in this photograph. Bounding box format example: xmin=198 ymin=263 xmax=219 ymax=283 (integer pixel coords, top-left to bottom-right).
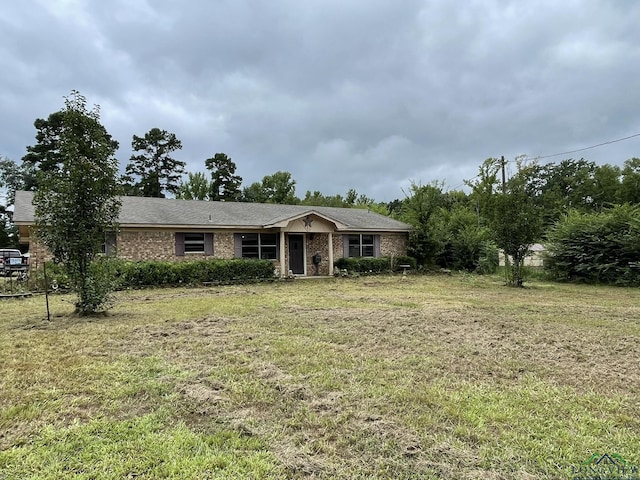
xmin=288 ymin=235 xmax=305 ymax=275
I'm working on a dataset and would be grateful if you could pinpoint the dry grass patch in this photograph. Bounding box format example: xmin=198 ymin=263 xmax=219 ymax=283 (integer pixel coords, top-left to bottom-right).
xmin=1 ymin=275 xmax=639 ymax=479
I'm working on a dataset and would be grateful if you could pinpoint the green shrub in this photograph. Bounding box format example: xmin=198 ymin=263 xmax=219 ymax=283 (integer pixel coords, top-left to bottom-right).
xmin=476 ymin=241 xmax=499 ymax=274
xmin=333 ymin=256 xmax=417 ymax=275
xmin=544 ymin=205 xmax=640 ymax=286
xmin=114 ymin=259 xmax=275 ymax=288
xmin=32 ymin=261 xmax=71 ymax=292
xmin=391 ymin=255 xmax=417 ymax=271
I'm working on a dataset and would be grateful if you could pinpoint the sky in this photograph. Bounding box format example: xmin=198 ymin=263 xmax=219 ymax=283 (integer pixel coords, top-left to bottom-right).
xmin=2 ymin=0 xmax=640 ymax=202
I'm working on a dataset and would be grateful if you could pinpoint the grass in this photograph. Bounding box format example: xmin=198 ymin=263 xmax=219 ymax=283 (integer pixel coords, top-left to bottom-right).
xmin=1 ymin=274 xmax=639 ymax=479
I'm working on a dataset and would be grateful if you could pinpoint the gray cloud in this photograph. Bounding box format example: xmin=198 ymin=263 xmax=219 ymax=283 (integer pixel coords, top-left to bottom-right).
xmin=2 ymin=0 xmax=640 ymax=202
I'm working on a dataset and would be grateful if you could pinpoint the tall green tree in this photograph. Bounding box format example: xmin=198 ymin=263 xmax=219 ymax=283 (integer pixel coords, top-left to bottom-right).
xmin=591 ymin=163 xmax=622 ymax=210
xmin=402 ymin=180 xmax=494 ymax=271
xmin=0 ymin=157 xmax=24 ymax=248
xmin=619 ymin=158 xmax=640 ymax=205
xmin=21 ymin=112 xmax=82 ymax=191
xmin=532 ymin=159 xmax=597 ymax=218
xmin=0 ymin=204 xmax=15 ymax=247
xmin=262 ymin=171 xmax=297 ymax=204
xmin=32 ymin=91 xmax=121 ymax=314
xmin=432 ymin=201 xmax=495 ymax=272
xmin=518 ymin=158 xmax=623 ymax=226
xmin=0 ymin=157 xmax=31 ymax=205
xmin=123 ymin=128 xmax=185 ymax=197
xmin=241 ymin=181 xmax=268 ymax=203
xmin=176 ymin=172 xmax=211 ymax=200
xmin=400 ymin=181 xmax=447 ymax=266
xmin=205 ymin=153 xmax=242 ymax=201
xmin=242 ymin=171 xmax=298 ymax=204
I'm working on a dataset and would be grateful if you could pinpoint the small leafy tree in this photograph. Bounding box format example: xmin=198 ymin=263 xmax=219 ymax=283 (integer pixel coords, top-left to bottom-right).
xmin=205 ymin=153 xmax=242 ymax=201
xmin=468 ymin=158 xmax=543 ymax=285
xmin=123 ymin=128 xmax=185 ymax=197
xmin=486 ymin=173 xmax=543 ymax=286
xmin=32 ymin=91 xmax=121 ymax=314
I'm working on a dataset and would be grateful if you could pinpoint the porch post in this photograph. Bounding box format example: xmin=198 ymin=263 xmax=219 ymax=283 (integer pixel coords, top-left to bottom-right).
xmin=279 ymin=231 xmax=286 ymax=278
xmin=328 ymin=232 xmax=334 ymax=274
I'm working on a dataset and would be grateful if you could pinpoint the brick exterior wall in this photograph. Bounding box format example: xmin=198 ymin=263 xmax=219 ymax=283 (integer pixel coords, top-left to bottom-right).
xmin=117 ymin=230 xmax=220 ymax=262
xmin=331 ymin=233 xmax=408 ymax=261
xmin=118 ymin=230 xmax=175 ymax=261
xmin=25 ymin=228 xmax=409 ymax=276
xmin=23 ymin=237 xmax=51 ymax=270
xmin=380 ymin=232 xmax=409 ymax=257
xmin=302 ymin=233 xmax=324 ymax=276
xmin=215 ymin=232 xmax=235 ymax=259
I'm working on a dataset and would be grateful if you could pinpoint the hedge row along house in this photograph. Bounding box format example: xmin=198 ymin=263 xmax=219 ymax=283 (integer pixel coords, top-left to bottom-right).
xmin=13 ymin=191 xmax=411 ymax=278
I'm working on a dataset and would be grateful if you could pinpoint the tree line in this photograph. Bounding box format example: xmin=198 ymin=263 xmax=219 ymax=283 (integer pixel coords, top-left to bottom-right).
xmin=2 ymin=91 xmax=640 ymax=307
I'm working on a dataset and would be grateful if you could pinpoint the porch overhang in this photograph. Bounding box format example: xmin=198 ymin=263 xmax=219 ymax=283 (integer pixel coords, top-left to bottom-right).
xmin=265 ymin=211 xmax=348 ymax=232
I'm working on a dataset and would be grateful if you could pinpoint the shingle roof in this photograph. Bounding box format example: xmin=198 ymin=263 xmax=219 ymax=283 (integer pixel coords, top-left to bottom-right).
xmin=13 ymin=191 xmax=411 ymax=232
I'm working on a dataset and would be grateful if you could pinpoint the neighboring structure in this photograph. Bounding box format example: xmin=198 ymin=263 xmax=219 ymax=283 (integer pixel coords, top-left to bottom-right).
xmin=499 ymin=243 xmax=546 ymax=268
xmin=13 ymin=191 xmax=411 ymax=277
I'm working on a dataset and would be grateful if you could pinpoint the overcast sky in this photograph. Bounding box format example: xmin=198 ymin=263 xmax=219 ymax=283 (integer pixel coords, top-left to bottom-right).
xmin=2 ymin=0 xmax=640 ymax=202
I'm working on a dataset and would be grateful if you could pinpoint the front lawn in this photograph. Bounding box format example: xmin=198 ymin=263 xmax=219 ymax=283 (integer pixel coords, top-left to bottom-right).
xmin=1 ymin=275 xmax=639 ymax=479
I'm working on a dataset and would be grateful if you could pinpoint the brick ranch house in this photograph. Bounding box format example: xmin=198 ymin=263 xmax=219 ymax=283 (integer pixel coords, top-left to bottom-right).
xmin=13 ymin=191 xmax=411 ymax=278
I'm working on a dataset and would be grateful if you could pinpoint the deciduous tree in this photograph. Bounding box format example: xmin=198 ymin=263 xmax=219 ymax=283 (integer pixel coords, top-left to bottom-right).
xmin=176 ymin=172 xmax=211 ymax=200
xmin=400 ymin=181 xmax=447 ymax=266
xmin=0 ymin=157 xmax=24 ymax=248
xmin=619 ymin=158 xmax=640 ymax=205
xmin=32 ymin=91 xmax=121 ymax=314
xmin=242 ymin=171 xmax=298 ymax=204
xmin=486 ymin=172 xmax=543 ymax=286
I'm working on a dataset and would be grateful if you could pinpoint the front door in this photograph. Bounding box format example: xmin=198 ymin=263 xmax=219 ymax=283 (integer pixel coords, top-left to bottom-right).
xmin=288 ymin=235 xmax=305 ymax=275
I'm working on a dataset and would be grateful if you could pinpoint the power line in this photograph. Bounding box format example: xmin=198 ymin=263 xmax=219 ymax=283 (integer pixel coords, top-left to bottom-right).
xmin=445 ymin=131 xmax=640 ymax=192
xmin=532 ymin=132 xmax=640 ymax=160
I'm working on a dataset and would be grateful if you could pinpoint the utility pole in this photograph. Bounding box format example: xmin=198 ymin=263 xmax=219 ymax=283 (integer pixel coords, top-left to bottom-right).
xmin=499 ymin=155 xmax=509 ymax=284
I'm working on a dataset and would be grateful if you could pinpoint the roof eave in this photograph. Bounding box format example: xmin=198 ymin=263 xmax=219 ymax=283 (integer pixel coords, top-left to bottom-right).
xmin=264 ymin=210 xmax=349 ymax=229
xmin=119 ymin=223 xmax=269 ymax=230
